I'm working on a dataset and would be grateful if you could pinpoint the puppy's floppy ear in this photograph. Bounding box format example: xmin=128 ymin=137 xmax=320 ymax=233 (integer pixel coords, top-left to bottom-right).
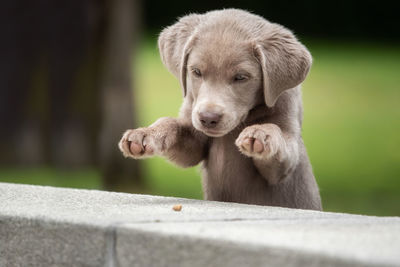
xmin=253 ymin=24 xmax=312 ymax=107
xmin=158 ymin=14 xmax=201 ymax=97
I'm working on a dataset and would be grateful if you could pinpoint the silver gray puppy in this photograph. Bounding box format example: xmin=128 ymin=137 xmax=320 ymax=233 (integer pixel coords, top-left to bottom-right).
xmin=119 ymin=9 xmax=322 ymax=210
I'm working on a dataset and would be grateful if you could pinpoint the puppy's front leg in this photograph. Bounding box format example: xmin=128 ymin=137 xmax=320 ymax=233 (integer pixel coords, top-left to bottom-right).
xmin=235 ymin=124 xmax=299 ymax=185
xmin=119 ymin=117 xmax=208 ymax=167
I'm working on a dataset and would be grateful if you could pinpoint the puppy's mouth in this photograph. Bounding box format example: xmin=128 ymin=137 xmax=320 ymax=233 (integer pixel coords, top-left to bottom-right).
xmin=200 ymin=128 xmax=227 ymax=137
xmin=193 ymin=122 xmax=234 ymax=137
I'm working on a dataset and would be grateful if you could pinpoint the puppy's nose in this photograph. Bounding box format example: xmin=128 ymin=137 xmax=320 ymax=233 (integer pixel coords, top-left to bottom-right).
xmin=199 ymin=111 xmax=222 ymax=128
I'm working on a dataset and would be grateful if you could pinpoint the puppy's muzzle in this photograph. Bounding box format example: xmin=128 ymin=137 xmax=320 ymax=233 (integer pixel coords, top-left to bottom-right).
xmin=199 ymin=111 xmax=222 ymax=129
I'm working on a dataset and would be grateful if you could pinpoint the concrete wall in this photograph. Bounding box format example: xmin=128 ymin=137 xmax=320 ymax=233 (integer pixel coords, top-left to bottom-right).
xmin=0 ymin=182 xmax=399 ymax=266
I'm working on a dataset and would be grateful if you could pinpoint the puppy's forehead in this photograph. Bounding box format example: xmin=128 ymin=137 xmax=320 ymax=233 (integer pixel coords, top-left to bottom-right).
xmin=191 ymin=29 xmax=254 ymax=70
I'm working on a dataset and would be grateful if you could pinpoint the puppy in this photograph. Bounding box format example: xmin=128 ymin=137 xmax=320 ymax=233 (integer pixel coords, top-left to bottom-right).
xmin=119 ymin=9 xmax=322 ymax=210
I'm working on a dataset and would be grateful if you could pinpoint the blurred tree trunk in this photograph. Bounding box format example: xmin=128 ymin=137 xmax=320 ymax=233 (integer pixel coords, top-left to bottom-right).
xmin=99 ymin=0 xmax=142 ymax=191
xmin=0 ymin=0 xmax=142 ymax=191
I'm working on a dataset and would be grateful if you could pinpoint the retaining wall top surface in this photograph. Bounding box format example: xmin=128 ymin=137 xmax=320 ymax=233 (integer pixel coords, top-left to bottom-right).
xmin=0 ymin=182 xmax=360 ymax=226
xmin=1 ymin=182 xmax=400 ymax=267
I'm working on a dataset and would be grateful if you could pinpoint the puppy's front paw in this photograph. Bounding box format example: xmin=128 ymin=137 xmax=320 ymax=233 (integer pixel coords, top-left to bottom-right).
xmin=235 ymin=124 xmax=285 ymax=160
xmin=119 ymin=128 xmax=156 ymax=158
xmin=118 ymin=118 xmax=179 ymax=159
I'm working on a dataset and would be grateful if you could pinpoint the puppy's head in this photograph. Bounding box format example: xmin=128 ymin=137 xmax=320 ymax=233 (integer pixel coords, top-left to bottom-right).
xmin=158 ymin=9 xmax=312 ymax=137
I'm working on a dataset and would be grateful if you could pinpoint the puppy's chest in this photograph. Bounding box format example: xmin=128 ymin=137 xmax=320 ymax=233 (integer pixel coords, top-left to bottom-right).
xmin=205 ymin=134 xmax=255 ymax=191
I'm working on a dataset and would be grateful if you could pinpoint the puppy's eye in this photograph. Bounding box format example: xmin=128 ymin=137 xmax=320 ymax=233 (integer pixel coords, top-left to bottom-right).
xmin=234 ymin=74 xmax=248 ymax=82
xmin=191 ymin=68 xmax=202 ymax=77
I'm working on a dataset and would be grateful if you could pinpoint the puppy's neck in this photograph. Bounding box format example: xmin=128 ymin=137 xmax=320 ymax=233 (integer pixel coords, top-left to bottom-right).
xmin=245 ymin=104 xmax=275 ymax=126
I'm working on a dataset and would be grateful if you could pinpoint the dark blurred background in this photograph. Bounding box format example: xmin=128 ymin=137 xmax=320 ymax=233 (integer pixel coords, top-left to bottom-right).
xmin=144 ymin=0 xmax=399 ymax=40
xmin=1 ymin=0 xmax=399 ymax=216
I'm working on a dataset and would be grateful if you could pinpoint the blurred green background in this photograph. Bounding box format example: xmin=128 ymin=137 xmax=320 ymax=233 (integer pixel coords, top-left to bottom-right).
xmin=1 ymin=0 xmax=399 ymax=216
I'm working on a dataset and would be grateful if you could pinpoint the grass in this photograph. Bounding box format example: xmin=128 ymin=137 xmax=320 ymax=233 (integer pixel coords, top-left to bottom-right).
xmin=300 ymin=40 xmax=400 ymax=215
xmin=0 ymin=167 xmax=102 ymax=190
xmin=1 ymin=38 xmax=399 ymax=216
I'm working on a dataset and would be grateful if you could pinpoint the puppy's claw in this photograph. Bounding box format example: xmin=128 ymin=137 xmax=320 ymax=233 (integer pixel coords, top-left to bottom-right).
xmin=130 ymin=142 xmax=143 ymax=155
xmin=253 ymin=139 xmax=264 ymax=153
xmin=145 ymin=144 xmax=154 ymax=154
xmin=241 ymin=137 xmax=254 ymax=153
